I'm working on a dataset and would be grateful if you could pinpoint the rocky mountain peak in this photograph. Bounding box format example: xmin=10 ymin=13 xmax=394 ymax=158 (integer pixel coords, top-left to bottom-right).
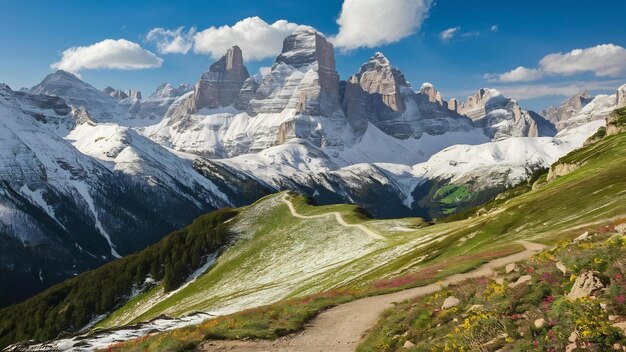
xmin=247 ymin=26 xmax=341 ymax=118
xmin=30 ymin=70 xmax=95 ymax=96
xmin=194 ymin=45 xmax=251 ymax=110
xmin=276 ymin=26 xmax=336 ymax=71
xmin=419 ymin=83 xmax=443 ymax=105
xmin=150 ymin=83 xmax=192 ymax=99
xmin=371 ymin=52 xmax=390 ymax=65
xmin=542 ymin=90 xmax=594 ymax=126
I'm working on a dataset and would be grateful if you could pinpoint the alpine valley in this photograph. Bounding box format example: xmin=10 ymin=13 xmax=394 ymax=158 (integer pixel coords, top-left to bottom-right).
xmin=1 ymin=24 xmax=626 ymax=352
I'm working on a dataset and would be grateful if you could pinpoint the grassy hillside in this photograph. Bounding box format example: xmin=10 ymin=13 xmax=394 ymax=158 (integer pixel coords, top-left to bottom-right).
xmin=359 ymin=232 xmax=626 ymax=351
xmin=95 ymin=193 xmax=508 ymax=329
xmin=106 ymin=119 xmax=626 ymax=351
xmin=0 ymin=208 xmax=236 ymax=348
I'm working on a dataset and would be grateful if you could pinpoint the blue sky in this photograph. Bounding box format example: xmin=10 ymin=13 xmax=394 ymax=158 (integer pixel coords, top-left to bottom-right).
xmin=1 ymin=0 xmax=625 ymax=111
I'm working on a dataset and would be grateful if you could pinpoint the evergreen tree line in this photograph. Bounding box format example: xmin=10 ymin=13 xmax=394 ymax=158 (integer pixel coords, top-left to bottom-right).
xmin=0 ymin=208 xmax=237 ymax=349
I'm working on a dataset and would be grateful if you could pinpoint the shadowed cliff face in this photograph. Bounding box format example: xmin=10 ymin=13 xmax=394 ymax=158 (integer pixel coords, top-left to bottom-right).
xmin=195 ymin=45 xmax=250 ymax=110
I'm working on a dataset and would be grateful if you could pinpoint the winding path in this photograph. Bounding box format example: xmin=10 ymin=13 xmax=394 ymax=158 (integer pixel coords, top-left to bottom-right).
xmin=200 ymin=240 xmax=547 ymax=352
xmin=280 ymin=194 xmax=386 ymax=241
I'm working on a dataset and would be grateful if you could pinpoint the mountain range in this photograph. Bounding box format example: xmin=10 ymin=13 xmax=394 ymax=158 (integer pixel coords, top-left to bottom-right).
xmin=0 ymin=25 xmax=624 ymax=309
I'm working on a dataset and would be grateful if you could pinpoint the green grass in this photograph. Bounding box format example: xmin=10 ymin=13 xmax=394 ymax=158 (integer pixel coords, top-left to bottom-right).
xmin=106 ymin=126 xmax=626 ymax=351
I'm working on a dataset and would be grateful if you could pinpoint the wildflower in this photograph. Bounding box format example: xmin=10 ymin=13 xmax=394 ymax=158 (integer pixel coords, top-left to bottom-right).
xmin=615 ymin=273 xmax=623 ymax=281
xmin=616 ymin=295 xmax=626 ymax=305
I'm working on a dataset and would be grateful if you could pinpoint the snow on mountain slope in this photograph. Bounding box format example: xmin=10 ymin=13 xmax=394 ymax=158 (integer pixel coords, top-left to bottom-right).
xmin=334 ymin=123 xmax=490 ymax=166
xmin=556 ymin=93 xmax=617 ymax=133
xmin=0 ymin=85 xmax=237 ymax=306
xmin=30 ymin=70 xmax=131 ymax=124
xmin=66 ymin=122 xmax=229 ymax=207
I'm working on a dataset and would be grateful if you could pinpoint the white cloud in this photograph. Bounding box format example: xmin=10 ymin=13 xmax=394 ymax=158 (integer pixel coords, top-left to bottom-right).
xmin=51 ymin=39 xmax=163 ymax=73
xmin=485 ymin=44 xmax=626 ymax=83
xmin=493 ymin=80 xmax=622 ymax=100
xmin=484 ymin=66 xmax=544 ymax=83
xmin=193 ymin=17 xmax=302 ymax=60
xmin=146 ymin=27 xmax=196 ymax=54
xmin=439 ymin=27 xmax=460 ymax=42
xmin=539 ymin=44 xmax=626 ymax=77
xmin=332 ymin=0 xmax=433 ymax=50
xmin=490 ymin=25 xmax=498 ymax=32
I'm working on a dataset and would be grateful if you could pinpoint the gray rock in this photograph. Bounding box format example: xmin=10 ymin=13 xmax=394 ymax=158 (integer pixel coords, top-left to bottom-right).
xmin=568 ymin=270 xmax=604 ymax=299
xmin=441 ymin=296 xmax=461 ymax=309
xmin=534 ymin=318 xmax=545 ymax=328
xmin=505 ymin=263 xmax=517 ymax=273
xmin=573 ymin=231 xmax=590 ymax=243
xmin=617 ymin=84 xmax=626 ymax=109
xmin=508 ymin=275 xmax=532 ymax=288
xmin=403 ymin=340 xmax=415 ymax=348
xmin=195 ymin=45 xmax=250 ymax=110
xmin=556 ymin=261 xmax=568 ymax=275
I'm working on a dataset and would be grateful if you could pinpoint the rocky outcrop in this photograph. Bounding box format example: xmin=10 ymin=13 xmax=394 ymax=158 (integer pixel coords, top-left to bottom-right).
xmin=606 ymin=107 xmax=626 ymax=136
xmin=542 ymin=91 xmax=593 ymax=129
xmin=547 ymin=162 xmax=582 ymax=182
xmin=567 ymin=270 xmax=604 ymax=299
xmin=194 ymin=45 xmax=250 ymax=110
xmin=234 ymin=77 xmax=259 ymax=110
xmin=247 ymin=27 xmax=341 ymax=117
xmin=616 ymin=84 xmax=626 ymax=109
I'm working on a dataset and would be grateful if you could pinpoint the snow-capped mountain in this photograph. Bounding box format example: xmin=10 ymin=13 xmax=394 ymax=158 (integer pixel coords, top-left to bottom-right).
xmin=116 ymin=83 xmax=192 ymax=123
xmin=455 ymin=88 xmax=556 ymax=140
xmin=0 ymin=83 xmax=241 ymax=306
xmin=0 ymin=25 xmax=621 ymax=308
xmin=546 ymin=84 xmax=626 ymax=134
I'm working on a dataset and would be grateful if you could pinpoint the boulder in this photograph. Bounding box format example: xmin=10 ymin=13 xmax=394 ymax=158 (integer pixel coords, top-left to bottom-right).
xmin=505 ymin=263 xmax=517 ymax=273
xmin=567 ymin=270 xmax=604 ymax=299
xmin=573 ymin=231 xmax=590 ymax=243
xmin=403 ymin=340 xmax=415 ymax=348
xmin=556 ymin=261 xmax=568 ymax=275
xmin=534 ymin=318 xmax=545 ymax=328
xmin=508 ymin=275 xmax=532 ymax=288
xmin=441 ymin=296 xmax=461 ymax=309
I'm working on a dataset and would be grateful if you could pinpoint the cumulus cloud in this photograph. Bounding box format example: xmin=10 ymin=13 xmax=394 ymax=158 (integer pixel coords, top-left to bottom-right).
xmin=145 ymin=17 xmax=301 ymax=61
xmin=439 ymin=27 xmax=460 ymax=42
xmin=484 ymin=66 xmax=544 ymax=83
xmin=193 ymin=17 xmax=301 ymax=60
xmin=332 ymin=0 xmax=433 ymax=50
xmin=51 ymin=39 xmax=163 ymax=73
xmin=493 ymin=80 xmax=621 ymax=100
xmin=539 ymin=44 xmax=626 ymax=77
xmin=146 ymin=27 xmax=196 ymax=54
xmin=490 ymin=25 xmax=498 ymax=32
xmin=485 ymin=44 xmax=626 ymax=83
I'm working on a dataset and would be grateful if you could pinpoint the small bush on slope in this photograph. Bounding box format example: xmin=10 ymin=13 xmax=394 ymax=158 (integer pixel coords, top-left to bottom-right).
xmin=358 ymin=231 xmax=626 ymax=352
xmin=0 ymin=208 xmax=237 ymax=349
